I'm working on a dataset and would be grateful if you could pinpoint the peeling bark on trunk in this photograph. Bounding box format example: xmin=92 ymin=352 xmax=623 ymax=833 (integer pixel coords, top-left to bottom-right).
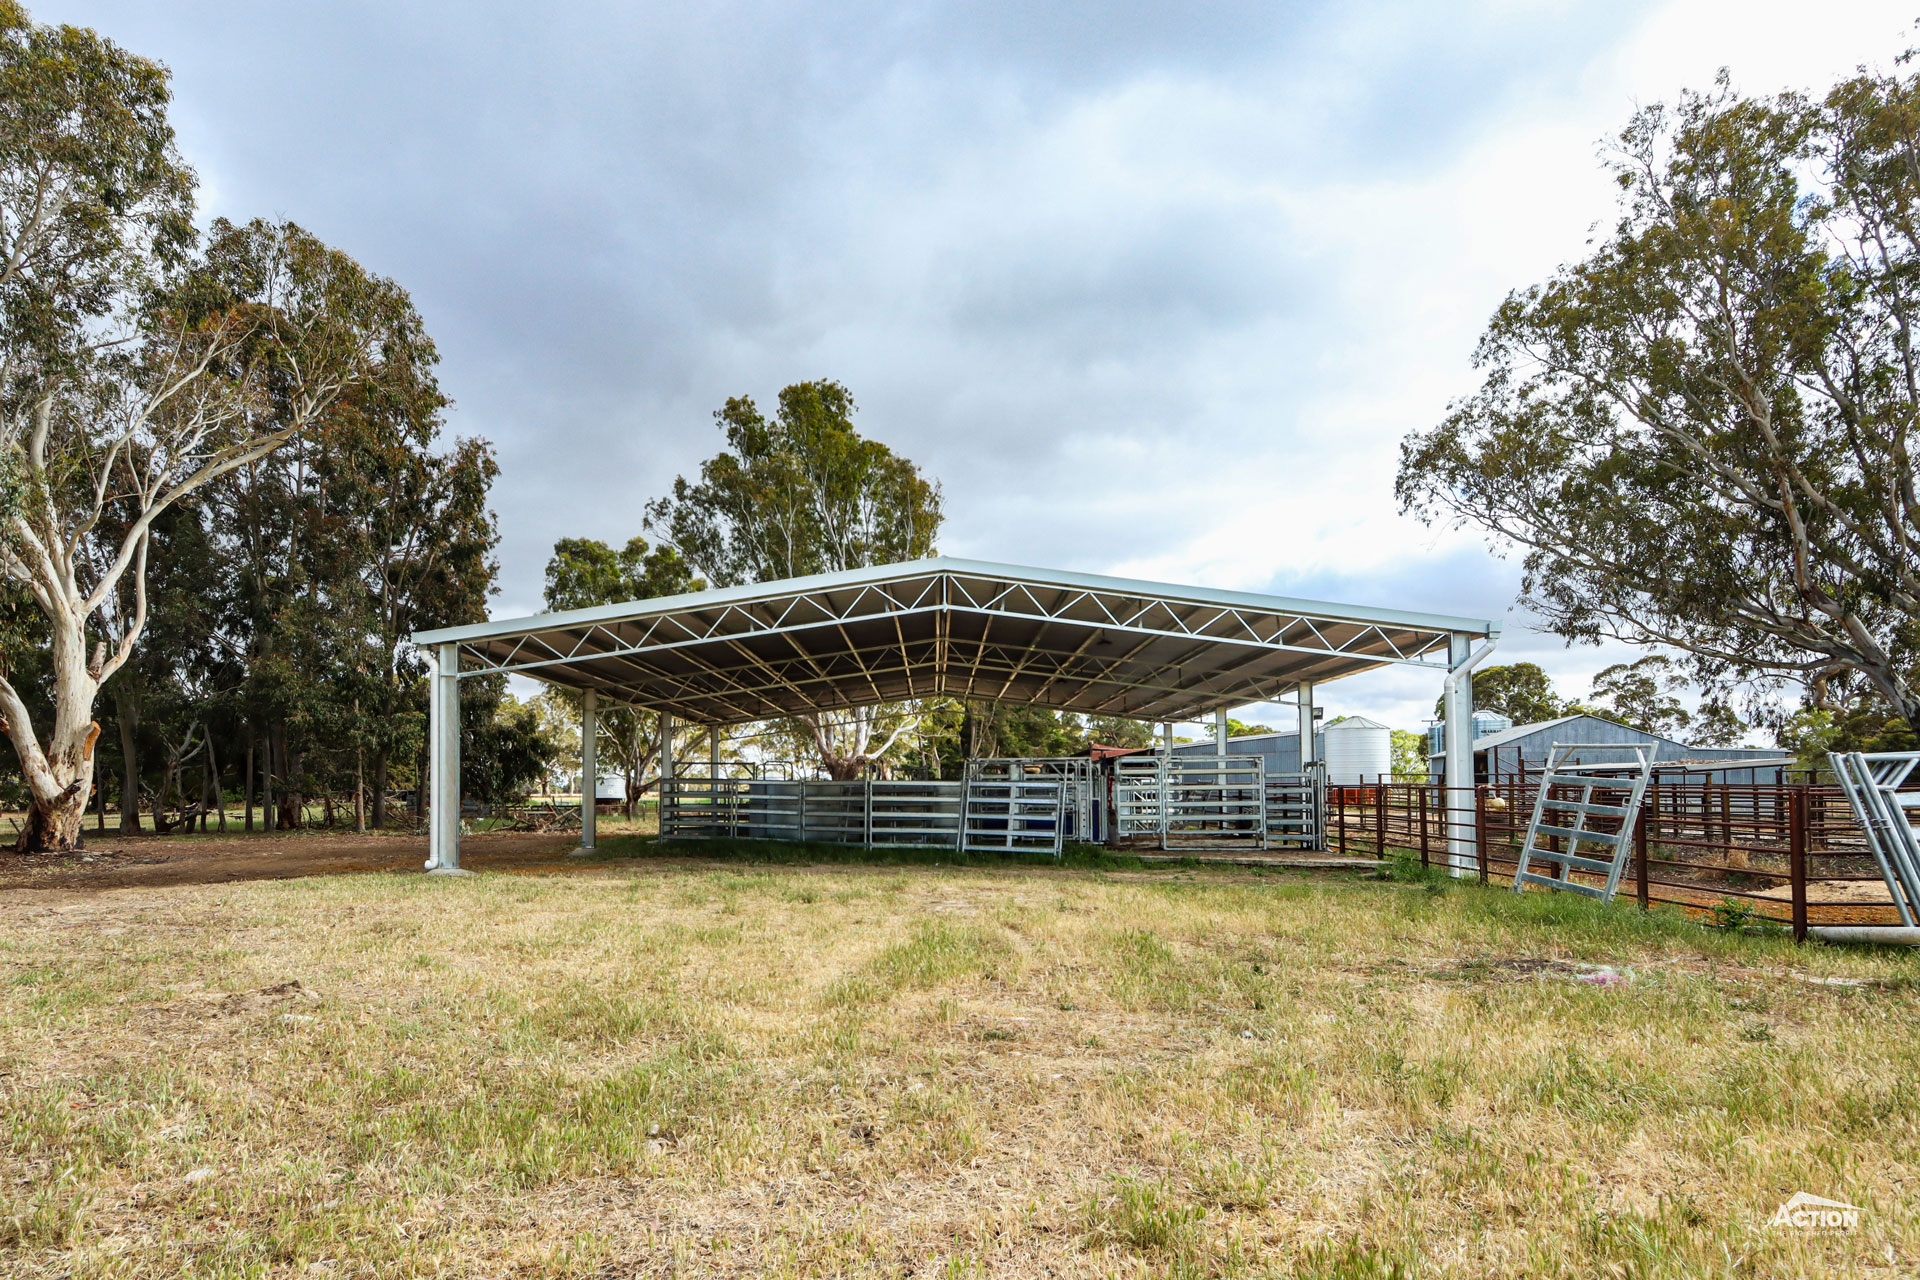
xmin=5 ymin=607 xmax=109 ymax=852
xmin=208 ymin=731 xmax=225 ymax=832
xmin=13 ymin=722 xmax=99 ymax=853
xmin=262 ymin=733 xmax=275 ymax=832
xmin=116 ymin=693 xmax=141 ymax=836
xmin=273 ymin=725 xmax=301 ymax=830
xmin=284 ymin=739 xmax=304 ymax=830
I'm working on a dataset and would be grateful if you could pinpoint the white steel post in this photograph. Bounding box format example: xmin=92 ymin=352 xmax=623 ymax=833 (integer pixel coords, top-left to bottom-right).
xmin=1297 ymin=682 xmax=1316 ymax=768
xmin=575 ymin=688 xmax=597 ymax=855
xmin=1215 ymin=709 xmax=1229 ymax=755
xmin=708 ymin=724 xmax=722 ymax=836
xmin=1160 ymin=722 xmax=1174 ymax=838
xmin=658 ymin=712 xmax=676 ymax=836
xmin=1297 ymin=682 xmax=1319 ymax=849
xmin=1444 ymin=633 xmax=1476 ymax=878
xmin=426 ymin=642 xmax=469 ymax=874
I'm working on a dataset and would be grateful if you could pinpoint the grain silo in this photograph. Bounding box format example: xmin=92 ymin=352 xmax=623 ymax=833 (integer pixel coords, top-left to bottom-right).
xmin=1323 ymin=715 xmax=1392 ymax=784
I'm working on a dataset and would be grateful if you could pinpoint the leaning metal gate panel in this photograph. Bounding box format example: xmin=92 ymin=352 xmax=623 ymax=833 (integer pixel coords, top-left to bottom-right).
xmin=1831 ymin=751 xmax=1920 ymax=926
xmin=1511 ymin=744 xmax=1654 ymax=903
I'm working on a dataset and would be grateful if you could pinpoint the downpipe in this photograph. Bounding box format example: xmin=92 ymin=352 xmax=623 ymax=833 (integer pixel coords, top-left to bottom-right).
xmin=1442 ymin=636 xmax=1500 ymax=878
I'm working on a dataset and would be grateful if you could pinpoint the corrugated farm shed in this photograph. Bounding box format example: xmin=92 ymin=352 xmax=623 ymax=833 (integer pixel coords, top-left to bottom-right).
xmin=1429 ymin=712 xmax=1794 ymax=784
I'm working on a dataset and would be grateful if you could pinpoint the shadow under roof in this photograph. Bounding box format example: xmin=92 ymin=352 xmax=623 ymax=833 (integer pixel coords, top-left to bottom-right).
xmin=412 ymin=557 xmax=1497 ymax=725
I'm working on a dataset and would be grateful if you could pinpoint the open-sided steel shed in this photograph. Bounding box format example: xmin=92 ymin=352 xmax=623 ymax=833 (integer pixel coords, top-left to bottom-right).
xmin=411 ymin=556 xmax=1499 ymax=870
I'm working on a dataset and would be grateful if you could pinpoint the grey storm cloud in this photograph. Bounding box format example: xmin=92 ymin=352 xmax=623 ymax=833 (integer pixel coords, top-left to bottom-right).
xmin=40 ymin=0 xmax=1690 ymax=724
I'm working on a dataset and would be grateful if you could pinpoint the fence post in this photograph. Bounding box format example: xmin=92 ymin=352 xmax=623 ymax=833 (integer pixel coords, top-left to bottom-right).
xmin=1474 ymin=786 xmax=1489 ymax=883
xmin=1376 ymin=778 xmax=1388 ymax=857
xmin=1336 ymin=786 xmax=1347 ymax=856
xmin=1790 ymin=788 xmax=1808 ymax=944
xmin=1634 ymin=806 xmax=1649 ymax=911
xmin=1418 ymin=785 xmax=1430 ymax=870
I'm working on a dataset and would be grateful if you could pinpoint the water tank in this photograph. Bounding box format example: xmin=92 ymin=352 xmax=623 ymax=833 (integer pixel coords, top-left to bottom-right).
xmin=1323 ymin=716 xmax=1392 ymax=785
xmin=1427 ymin=711 xmax=1518 ymax=760
xmin=572 ymin=774 xmax=624 ymax=801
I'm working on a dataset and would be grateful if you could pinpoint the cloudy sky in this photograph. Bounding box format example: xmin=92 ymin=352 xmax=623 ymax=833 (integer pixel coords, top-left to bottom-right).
xmin=43 ymin=0 xmax=1919 ymax=734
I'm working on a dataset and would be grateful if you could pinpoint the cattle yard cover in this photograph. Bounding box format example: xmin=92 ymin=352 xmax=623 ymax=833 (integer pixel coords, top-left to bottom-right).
xmin=411 ymin=557 xmax=1497 ymax=725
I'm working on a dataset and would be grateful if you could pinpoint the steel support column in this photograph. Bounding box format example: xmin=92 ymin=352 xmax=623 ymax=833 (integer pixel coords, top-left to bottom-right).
xmin=1297 ymin=681 xmax=1320 ymax=850
xmin=1297 ymin=682 xmax=1316 ymax=768
xmin=426 ymin=642 xmax=467 ymax=874
xmin=708 ymin=724 xmax=722 ymax=837
xmin=659 ymin=712 xmax=676 ymax=830
xmin=575 ymin=688 xmax=597 ymax=855
xmin=1215 ymin=709 xmax=1229 ymax=754
xmin=1160 ymin=722 xmax=1174 ymax=838
xmin=1443 ymin=633 xmax=1476 ymax=877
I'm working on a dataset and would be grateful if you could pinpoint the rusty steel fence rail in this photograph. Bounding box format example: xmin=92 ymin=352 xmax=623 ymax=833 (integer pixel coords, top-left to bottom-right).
xmin=1324 ymin=777 xmax=1891 ymax=940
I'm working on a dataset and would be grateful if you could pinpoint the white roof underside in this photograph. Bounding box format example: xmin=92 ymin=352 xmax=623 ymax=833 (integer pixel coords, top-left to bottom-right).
xmin=413 ymin=557 xmax=1495 ymax=726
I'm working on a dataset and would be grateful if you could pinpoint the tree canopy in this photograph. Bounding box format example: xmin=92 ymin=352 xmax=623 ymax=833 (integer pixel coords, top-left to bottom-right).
xmin=1584 ymin=655 xmax=1693 ymax=740
xmin=645 ymin=380 xmax=943 ymax=778
xmin=0 ymin=4 xmax=537 ymax=844
xmin=1398 ymin=59 xmax=1920 ymax=737
xmin=539 ymin=535 xmax=702 ymax=814
xmin=544 ymin=536 xmax=700 ymax=611
xmin=1433 ymin=662 xmax=1567 ymax=725
xmin=645 ymin=380 xmax=941 ymax=589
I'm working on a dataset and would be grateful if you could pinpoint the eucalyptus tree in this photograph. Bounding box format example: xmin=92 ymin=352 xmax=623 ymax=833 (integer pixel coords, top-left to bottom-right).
xmin=645 ymin=380 xmax=943 ymax=778
xmin=542 ymin=535 xmax=703 ymax=814
xmin=300 ymin=381 xmax=499 ymax=827
xmin=1584 ymin=655 xmax=1694 ymax=739
xmin=0 ymin=5 xmax=435 ymax=849
xmin=1431 ymin=662 xmax=1568 ymax=725
xmin=1398 ymin=62 xmax=1920 ymax=735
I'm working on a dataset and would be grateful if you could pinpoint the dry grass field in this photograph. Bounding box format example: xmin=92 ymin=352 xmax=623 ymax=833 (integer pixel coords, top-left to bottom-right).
xmin=2 ymin=845 xmax=1917 ymax=1277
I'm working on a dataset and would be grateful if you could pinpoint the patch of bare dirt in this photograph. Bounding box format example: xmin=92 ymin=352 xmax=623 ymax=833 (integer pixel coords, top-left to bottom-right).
xmin=0 ymin=830 xmax=580 ymax=896
xmin=1753 ymin=877 xmax=1896 ymax=905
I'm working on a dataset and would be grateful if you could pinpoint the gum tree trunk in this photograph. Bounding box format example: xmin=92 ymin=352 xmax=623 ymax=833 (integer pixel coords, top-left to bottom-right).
xmin=371 ymin=750 xmax=388 ymax=829
xmin=2 ymin=612 xmax=104 ymax=853
xmin=117 ymin=692 xmax=142 ymax=835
